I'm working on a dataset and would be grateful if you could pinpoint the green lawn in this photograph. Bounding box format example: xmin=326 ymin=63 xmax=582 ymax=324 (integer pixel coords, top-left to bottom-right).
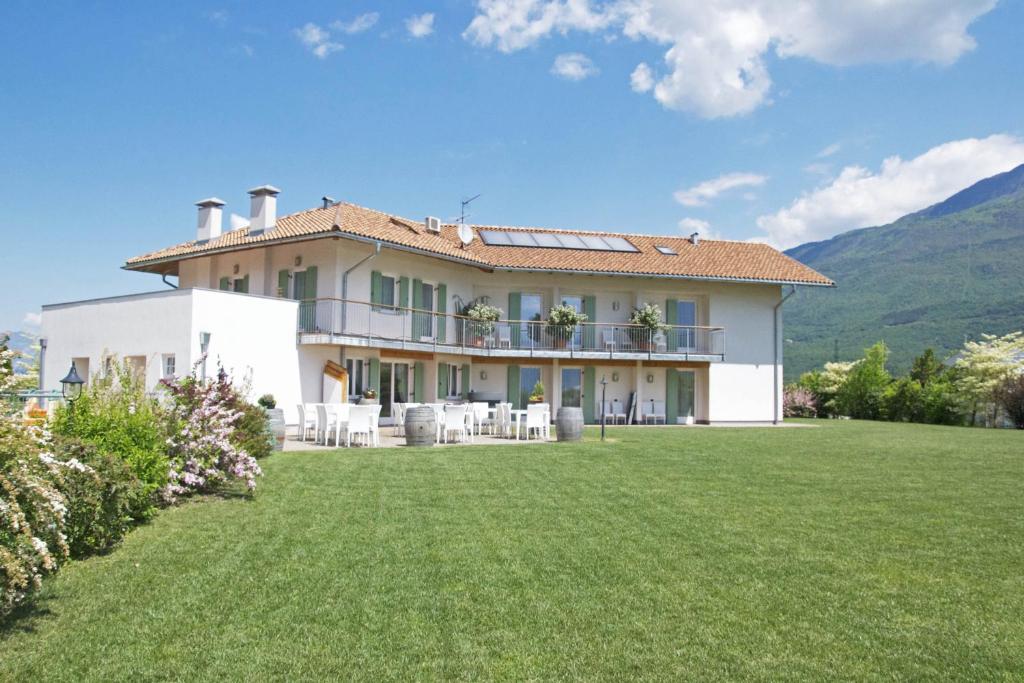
xmin=2 ymin=421 xmax=1022 ymax=680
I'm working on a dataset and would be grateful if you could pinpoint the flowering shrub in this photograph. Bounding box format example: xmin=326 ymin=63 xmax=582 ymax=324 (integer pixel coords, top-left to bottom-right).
xmin=0 ymin=421 xmax=69 ymax=619
xmin=52 ymin=362 xmax=167 ymax=513
xmin=160 ymin=366 xmax=263 ymax=501
xmin=783 ymin=385 xmax=817 ymax=418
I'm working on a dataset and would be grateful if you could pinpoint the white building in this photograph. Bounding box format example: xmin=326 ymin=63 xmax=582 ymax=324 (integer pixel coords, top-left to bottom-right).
xmin=40 ymin=186 xmax=833 ymax=425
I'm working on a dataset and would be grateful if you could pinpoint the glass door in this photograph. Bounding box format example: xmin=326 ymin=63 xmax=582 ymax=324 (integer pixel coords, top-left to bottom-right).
xmin=521 ymin=294 xmax=543 ymax=346
xmin=561 ymin=295 xmax=583 ymax=347
xmin=561 ymin=368 xmax=582 ymax=408
xmin=420 ymin=282 xmax=434 ymax=337
xmin=379 ymin=362 xmax=411 ymax=421
xmin=379 ymin=363 xmax=393 ymax=418
xmin=674 ymin=300 xmax=697 ymax=351
xmin=676 ymin=370 xmax=695 ymax=424
xmin=520 ymin=367 xmax=541 ymax=408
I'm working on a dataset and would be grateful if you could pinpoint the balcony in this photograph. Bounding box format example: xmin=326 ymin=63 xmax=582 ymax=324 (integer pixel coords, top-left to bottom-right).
xmin=296 ymin=298 xmax=725 ymax=361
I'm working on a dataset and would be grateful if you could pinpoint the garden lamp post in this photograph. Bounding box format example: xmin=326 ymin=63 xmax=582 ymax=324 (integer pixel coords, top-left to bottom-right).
xmin=600 ymin=374 xmax=608 ymax=441
xmin=60 ymin=360 xmax=85 ymax=425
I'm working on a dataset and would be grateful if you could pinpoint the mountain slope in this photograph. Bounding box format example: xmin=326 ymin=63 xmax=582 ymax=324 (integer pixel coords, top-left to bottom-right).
xmin=784 ymin=168 xmax=1024 ymax=380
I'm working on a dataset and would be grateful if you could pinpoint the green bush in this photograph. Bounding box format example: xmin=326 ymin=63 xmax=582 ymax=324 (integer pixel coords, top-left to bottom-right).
xmin=232 ymin=402 xmax=273 ymax=460
xmin=51 ymin=363 xmax=166 ymax=513
xmin=883 ymin=377 xmax=924 ymax=423
xmin=49 ymin=437 xmax=148 ymax=558
xmin=836 ymin=342 xmax=891 ymax=420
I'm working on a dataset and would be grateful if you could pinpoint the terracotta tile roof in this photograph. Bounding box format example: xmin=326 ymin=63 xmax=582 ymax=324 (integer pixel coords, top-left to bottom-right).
xmin=125 ymin=201 xmax=833 ymax=286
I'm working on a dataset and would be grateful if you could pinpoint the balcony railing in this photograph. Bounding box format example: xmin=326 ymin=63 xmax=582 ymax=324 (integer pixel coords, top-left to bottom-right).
xmin=297 ymin=298 xmax=725 ymax=359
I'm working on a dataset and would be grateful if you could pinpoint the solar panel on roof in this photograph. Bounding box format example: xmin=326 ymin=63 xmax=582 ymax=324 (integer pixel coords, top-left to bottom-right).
xmin=555 ymin=233 xmax=587 ymax=249
xmin=580 ymin=235 xmax=613 ymax=250
xmin=603 ymin=236 xmax=640 ymax=252
xmin=509 ymin=231 xmax=538 ymax=247
xmin=479 ymin=230 xmax=512 ymax=245
xmin=533 ymin=233 xmax=562 ymax=248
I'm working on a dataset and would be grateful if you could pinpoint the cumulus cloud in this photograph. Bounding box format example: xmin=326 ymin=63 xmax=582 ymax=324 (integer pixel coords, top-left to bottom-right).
xmin=551 ymin=52 xmax=598 ymax=80
xmin=332 ymin=12 xmax=380 ymax=35
xmin=406 ymin=13 xmax=435 ymax=38
xmin=674 ymin=172 xmax=767 ymax=207
xmin=756 ymin=134 xmax=1024 ymax=249
xmin=294 ymin=22 xmax=343 ymax=58
xmin=463 ymin=0 xmax=996 ymax=118
xmin=22 ymin=312 xmax=41 ymax=328
xmin=630 ymin=62 xmax=653 ymax=92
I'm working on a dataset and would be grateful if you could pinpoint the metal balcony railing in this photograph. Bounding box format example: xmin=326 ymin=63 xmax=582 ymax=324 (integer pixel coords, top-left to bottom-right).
xmin=296 ymin=298 xmax=725 ymax=359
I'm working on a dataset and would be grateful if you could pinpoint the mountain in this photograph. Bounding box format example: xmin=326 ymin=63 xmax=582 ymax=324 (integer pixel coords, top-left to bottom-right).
xmin=784 ymin=163 xmax=1024 ymax=380
xmin=1 ymin=330 xmax=40 ymax=375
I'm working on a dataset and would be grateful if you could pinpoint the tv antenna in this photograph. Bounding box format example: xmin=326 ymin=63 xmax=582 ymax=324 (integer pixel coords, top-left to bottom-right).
xmin=457 ymin=194 xmax=481 ymax=248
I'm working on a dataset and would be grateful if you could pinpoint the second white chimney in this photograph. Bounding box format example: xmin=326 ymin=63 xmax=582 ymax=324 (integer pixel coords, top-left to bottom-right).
xmin=196 ymin=197 xmax=225 ymax=242
xmin=248 ymin=185 xmax=280 ymax=234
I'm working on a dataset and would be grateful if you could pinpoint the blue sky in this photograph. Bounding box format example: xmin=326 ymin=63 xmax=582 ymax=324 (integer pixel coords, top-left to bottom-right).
xmin=2 ymin=0 xmax=1023 ymax=332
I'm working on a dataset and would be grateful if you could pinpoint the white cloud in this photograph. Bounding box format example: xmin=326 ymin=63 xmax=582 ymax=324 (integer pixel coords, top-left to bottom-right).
xmin=463 ymin=0 xmax=996 ymax=118
xmin=206 ymin=10 xmax=228 ymax=24
xmin=630 ymin=62 xmax=653 ymax=92
xmin=294 ymin=22 xmax=343 ymax=58
xmin=679 ymin=217 xmax=725 ymax=241
xmin=756 ymin=134 xmax=1024 ymax=249
xmin=406 ymin=13 xmax=435 ymax=38
xmin=674 ymin=172 xmax=767 ymax=207
xmin=551 ymin=52 xmax=598 ymax=80
xmin=817 ymin=142 xmax=841 ymax=158
xmin=22 ymin=312 xmax=41 ymax=328
xmin=332 ymin=13 xmax=380 ymax=35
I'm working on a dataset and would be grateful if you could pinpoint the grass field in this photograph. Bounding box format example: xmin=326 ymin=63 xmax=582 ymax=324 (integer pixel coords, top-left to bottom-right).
xmin=1 ymin=421 xmax=1021 ymax=680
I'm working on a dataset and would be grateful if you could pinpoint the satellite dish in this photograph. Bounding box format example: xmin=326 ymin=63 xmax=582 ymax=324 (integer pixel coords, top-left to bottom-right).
xmin=458 ymin=223 xmax=474 ymax=246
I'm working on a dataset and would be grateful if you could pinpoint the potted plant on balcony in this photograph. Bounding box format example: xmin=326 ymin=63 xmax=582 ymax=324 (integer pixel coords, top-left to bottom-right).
xmin=546 ymin=304 xmax=587 ymax=348
xmin=463 ymin=300 xmax=503 ymax=347
xmin=528 ymin=380 xmax=545 ymax=404
xmin=628 ymin=302 xmax=665 ymax=351
xmin=361 ymin=387 xmax=379 ymax=405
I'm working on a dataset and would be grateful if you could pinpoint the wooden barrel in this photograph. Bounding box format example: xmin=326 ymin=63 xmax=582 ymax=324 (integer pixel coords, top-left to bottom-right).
xmin=556 ymin=407 xmax=584 ymax=442
xmin=265 ymin=408 xmax=286 ymax=451
xmin=404 ymin=406 xmax=437 ymax=447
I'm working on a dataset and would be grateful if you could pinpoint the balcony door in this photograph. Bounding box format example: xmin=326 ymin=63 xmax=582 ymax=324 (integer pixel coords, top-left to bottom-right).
xmin=561 ymin=295 xmax=584 ymax=347
xmin=379 ymin=362 xmax=410 ymax=421
xmin=666 ymin=299 xmax=697 ymax=351
xmin=560 ymin=368 xmax=582 ymax=408
xmin=521 ymin=294 xmax=543 ymax=345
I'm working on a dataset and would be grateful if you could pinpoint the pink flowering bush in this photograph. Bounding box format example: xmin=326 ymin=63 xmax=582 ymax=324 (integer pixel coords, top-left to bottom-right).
xmin=160 ymin=364 xmax=263 ymax=501
xmin=783 ymin=385 xmax=818 ymax=418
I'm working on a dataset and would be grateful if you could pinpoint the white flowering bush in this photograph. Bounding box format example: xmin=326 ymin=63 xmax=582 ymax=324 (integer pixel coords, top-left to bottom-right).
xmin=160 ymin=365 xmax=263 ymax=502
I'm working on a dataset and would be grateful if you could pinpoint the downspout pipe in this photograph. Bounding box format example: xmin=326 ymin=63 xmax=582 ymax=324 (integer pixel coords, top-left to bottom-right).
xmin=161 ymin=273 xmax=178 ymax=289
xmin=341 ymin=241 xmax=382 ymax=335
xmin=773 ymin=285 xmax=797 ymax=424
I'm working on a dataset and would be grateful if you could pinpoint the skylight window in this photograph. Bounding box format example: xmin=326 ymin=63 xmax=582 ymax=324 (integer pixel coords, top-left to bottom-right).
xmin=478 ymin=229 xmax=640 ymax=252
xmin=655 ymin=245 xmax=678 ymax=255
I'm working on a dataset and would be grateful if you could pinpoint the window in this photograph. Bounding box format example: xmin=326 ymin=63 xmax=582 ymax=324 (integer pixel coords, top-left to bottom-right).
xmin=380 ymin=274 xmax=396 ymax=309
xmin=233 ymin=276 xmax=248 ymax=293
xmin=346 ymin=358 xmax=365 ymax=397
xmin=439 ymin=363 xmax=460 ymax=398
xmin=655 ymin=245 xmax=677 ymax=255
xmin=446 ymin=364 xmax=460 ymax=398
xmin=162 ymin=354 xmax=176 ymax=378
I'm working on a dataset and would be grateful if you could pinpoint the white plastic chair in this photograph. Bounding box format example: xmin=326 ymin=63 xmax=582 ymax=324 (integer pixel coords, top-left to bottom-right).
xmin=330 ymin=403 xmax=351 ymax=446
xmin=393 ymin=403 xmax=406 ymax=436
xmin=472 ymin=402 xmax=490 ymax=435
xmin=315 ymin=404 xmax=338 ymax=445
xmin=443 ymin=404 xmax=469 ymax=443
xmin=602 ymin=328 xmax=616 ymax=351
xmin=645 ymin=400 xmax=666 ymax=424
xmin=368 ymin=404 xmax=382 ymax=446
xmin=346 ymin=405 xmax=373 ymax=447
xmin=525 ymin=404 xmax=547 ymax=440
xmin=611 ymin=398 xmax=627 ymax=424
xmin=497 ymin=325 xmax=512 ymax=348
xmin=297 ymin=404 xmax=317 ymax=441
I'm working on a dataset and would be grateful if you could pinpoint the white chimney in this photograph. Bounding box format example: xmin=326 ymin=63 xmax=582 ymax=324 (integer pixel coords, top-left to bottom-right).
xmin=248 ymin=185 xmax=281 ymax=234
xmin=689 ymin=231 xmax=700 ymax=246
xmin=196 ymin=197 xmax=225 ymax=242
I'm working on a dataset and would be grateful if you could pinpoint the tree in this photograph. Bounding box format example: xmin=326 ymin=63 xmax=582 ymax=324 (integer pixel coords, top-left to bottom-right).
xmin=883 ymin=377 xmax=923 ymax=422
xmin=836 ymin=342 xmax=891 ymax=420
xmin=954 ymin=332 xmax=1024 ymax=426
xmin=798 ymin=361 xmax=854 ymax=418
xmin=909 ymin=348 xmax=945 ymax=386
xmin=995 ymin=373 xmax=1024 ymax=429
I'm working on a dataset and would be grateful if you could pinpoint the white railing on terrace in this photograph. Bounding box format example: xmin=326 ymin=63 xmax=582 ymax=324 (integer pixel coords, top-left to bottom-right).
xmin=297 ymin=298 xmax=725 ymax=358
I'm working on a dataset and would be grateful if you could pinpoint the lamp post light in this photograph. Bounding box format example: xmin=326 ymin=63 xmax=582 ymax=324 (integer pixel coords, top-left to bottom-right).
xmin=600 ymin=374 xmax=608 ymax=441
xmin=60 ymin=360 xmax=85 ymax=425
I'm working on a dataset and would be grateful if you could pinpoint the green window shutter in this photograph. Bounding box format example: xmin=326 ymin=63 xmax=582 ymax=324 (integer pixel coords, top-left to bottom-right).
xmin=583 ymin=366 xmax=596 ymax=424
xmin=437 ymin=283 xmax=448 ymax=343
xmin=239 ymin=274 xmax=249 ymax=294
xmin=507 ymin=365 xmax=521 ymax=409
xmin=371 ymin=270 xmax=383 ymax=306
xmin=461 ymin=363 xmax=470 ymax=400
xmin=399 ymin=276 xmax=410 ymax=309
xmin=665 ymin=299 xmax=678 ymax=349
xmin=368 ymin=358 xmax=380 ymax=393
xmin=437 ymin=362 xmax=448 ymax=399
xmin=583 ymin=295 xmax=597 ymax=349
xmin=412 ymin=279 xmax=424 ymax=337
xmin=414 ymin=361 xmax=425 ymax=402
xmin=277 ymin=270 xmax=289 ymax=297
xmin=508 ymin=292 xmax=522 ymax=347
xmin=219 ymin=276 xmax=230 ymax=291
xmin=665 ymin=368 xmax=679 ymax=425
xmin=305 ymin=266 xmax=317 ymax=299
